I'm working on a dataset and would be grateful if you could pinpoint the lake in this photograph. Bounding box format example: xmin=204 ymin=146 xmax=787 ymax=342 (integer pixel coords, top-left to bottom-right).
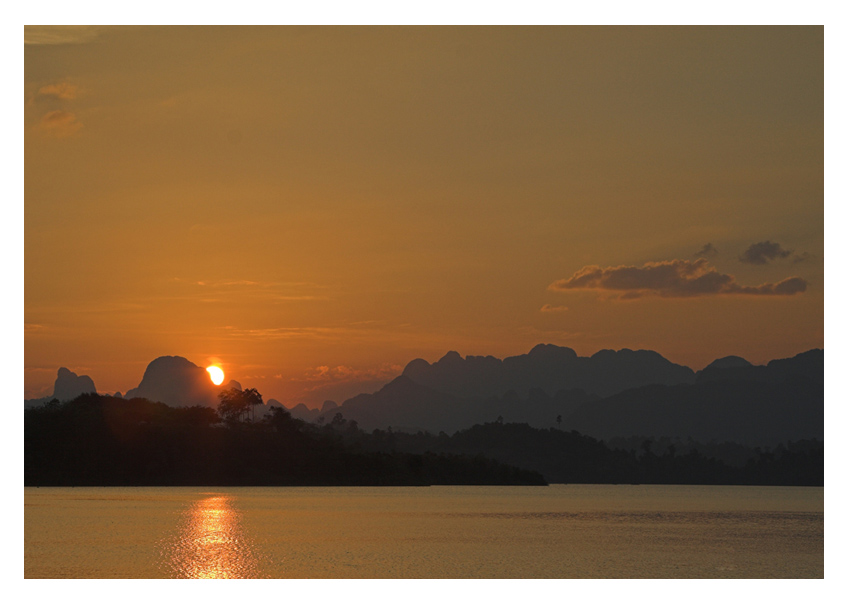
xmin=24 ymin=484 xmax=823 ymax=579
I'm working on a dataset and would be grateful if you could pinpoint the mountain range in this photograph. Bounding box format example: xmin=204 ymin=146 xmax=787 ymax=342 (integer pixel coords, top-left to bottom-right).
xmin=402 ymin=344 xmax=696 ymax=399
xmin=287 ymin=346 xmax=823 ymax=446
xmin=26 ymin=345 xmax=824 ymax=447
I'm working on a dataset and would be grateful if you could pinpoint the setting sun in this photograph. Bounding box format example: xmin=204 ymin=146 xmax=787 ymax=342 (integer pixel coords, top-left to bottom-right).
xmin=206 ymin=366 xmax=224 ymax=386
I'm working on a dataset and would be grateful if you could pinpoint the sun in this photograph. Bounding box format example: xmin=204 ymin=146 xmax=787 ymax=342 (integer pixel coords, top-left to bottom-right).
xmin=206 ymin=365 xmax=225 ymax=386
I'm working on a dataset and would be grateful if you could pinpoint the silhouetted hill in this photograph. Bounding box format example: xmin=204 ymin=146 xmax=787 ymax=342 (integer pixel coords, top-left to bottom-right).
xmin=695 ymin=349 xmax=823 ymax=385
xmin=25 ymin=367 xmax=97 ymax=408
xmin=703 ymin=356 xmax=753 ymax=370
xmin=124 ymin=356 xmax=226 ymax=408
xmin=53 ymin=367 xmax=96 ymax=400
xmin=363 ymin=421 xmax=823 ymax=486
xmin=402 ymin=344 xmax=695 ymax=399
xmin=288 ymin=403 xmax=320 ymax=423
xmin=317 ymin=347 xmax=823 ymax=446
xmin=767 ymin=349 xmax=824 ymax=382
xmin=566 ymin=374 xmax=823 ymax=446
xmin=265 ymin=398 xmax=286 ymax=411
xmin=340 ymin=376 xmax=460 ymax=432
xmin=224 ymin=379 xmax=242 ymax=391
xmin=327 ymin=376 xmax=594 ymax=433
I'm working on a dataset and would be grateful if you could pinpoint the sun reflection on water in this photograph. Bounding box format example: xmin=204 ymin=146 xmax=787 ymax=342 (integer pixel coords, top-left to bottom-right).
xmin=165 ymin=495 xmax=263 ymax=579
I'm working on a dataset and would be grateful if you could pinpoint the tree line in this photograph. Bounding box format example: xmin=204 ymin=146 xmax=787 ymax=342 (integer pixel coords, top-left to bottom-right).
xmin=24 ymin=391 xmax=544 ymax=486
xmin=24 ymin=389 xmax=823 ymax=487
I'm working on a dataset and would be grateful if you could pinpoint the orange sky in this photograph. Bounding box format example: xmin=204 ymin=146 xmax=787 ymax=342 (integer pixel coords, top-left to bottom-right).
xmin=24 ymin=26 xmax=823 ymax=406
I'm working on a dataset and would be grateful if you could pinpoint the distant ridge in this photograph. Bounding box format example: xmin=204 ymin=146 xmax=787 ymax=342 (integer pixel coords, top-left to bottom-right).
xmin=702 ymin=355 xmax=753 ymax=370
xmin=401 ymin=344 xmax=696 ymax=398
xmin=294 ymin=345 xmax=824 ymax=446
xmin=695 ymin=349 xmax=823 ymax=385
xmin=567 ymin=371 xmax=823 ymax=446
xmin=24 ymin=367 xmax=96 ymax=408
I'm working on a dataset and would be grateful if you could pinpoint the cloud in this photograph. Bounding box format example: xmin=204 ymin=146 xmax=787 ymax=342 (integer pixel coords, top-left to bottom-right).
xmin=221 ymin=326 xmax=347 ymax=340
xmin=191 ymin=279 xmax=325 ymax=293
xmin=196 ymin=280 xmax=261 ymax=287
xmin=37 ymin=82 xmax=80 ymax=101
xmin=273 ymin=295 xmax=324 ymax=302
xmin=540 ymin=304 xmax=569 ymax=313
xmin=548 ymin=258 xmax=807 ymax=299
xmin=739 ymin=241 xmax=792 ymax=265
xmin=39 ymin=110 xmax=82 ymax=137
xmin=793 ymin=252 xmax=812 ymax=263
xmin=300 ymin=363 xmax=403 ymax=390
xmin=694 ymin=243 xmax=719 ymax=258
xmin=175 ymin=278 xmax=328 ymax=303
xmin=25 ymin=26 xmax=103 ymax=45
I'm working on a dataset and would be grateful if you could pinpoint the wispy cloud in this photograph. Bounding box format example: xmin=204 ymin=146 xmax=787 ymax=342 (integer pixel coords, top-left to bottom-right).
xmin=25 ymin=366 xmax=60 ymax=373
xmin=28 ymin=301 xmax=148 ymax=315
xmin=197 ymin=280 xmax=264 ymax=287
xmin=37 ymin=82 xmax=80 ymax=101
xmin=180 ymin=278 xmax=330 ymax=303
xmin=694 ymin=243 xmax=719 ymax=258
xmin=793 ymin=252 xmax=812 ymax=263
xmin=549 ymin=259 xmax=807 ymax=299
xmin=739 ymin=241 xmax=792 ymax=265
xmin=540 ymin=304 xmax=569 ymax=313
xmin=193 ymin=279 xmax=323 ymax=290
xmin=272 ymin=295 xmax=325 ymax=301
xmin=220 ymin=324 xmax=426 ymax=344
xmin=220 ymin=326 xmax=353 ymax=341
xmin=39 ymin=110 xmax=82 ymax=137
xmin=218 ymin=321 xmax=460 ymax=351
xmin=302 ymin=363 xmax=402 ymax=384
xmin=25 ymin=26 xmax=103 ymax=45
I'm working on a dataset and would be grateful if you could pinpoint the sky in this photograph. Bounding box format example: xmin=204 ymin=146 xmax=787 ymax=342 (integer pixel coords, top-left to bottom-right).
xmin=24 ymin=25 xmax=823 ymax=406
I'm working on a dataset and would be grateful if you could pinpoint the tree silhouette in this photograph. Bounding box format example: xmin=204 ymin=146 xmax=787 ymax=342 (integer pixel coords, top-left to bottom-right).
xmin=218 ymin=387 xmax=264 ymax=425
xmin=267 ymin=406 xmax=305 ymax=435
xmin=23 ymin=392 xmax=822 ymax=487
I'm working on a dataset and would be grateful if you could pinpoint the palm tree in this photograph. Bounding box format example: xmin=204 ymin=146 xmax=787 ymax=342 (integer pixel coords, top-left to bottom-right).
xmin=217 ymin=387 xmax=264 ymax=425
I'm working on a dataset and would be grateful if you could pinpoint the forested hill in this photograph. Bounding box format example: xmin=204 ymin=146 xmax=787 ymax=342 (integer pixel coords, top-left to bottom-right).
xmin=368 ymin=421 xmax=823 ymax=486
xmin=25 ymin=393 xmax=822 ymax=487
xmin=24 ymin=394 xmax=545 ymax=487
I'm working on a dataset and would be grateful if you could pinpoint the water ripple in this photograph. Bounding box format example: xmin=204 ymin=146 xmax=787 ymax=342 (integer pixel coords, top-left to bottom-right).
xmin=162 ymin=495 xmax=265 ymax=579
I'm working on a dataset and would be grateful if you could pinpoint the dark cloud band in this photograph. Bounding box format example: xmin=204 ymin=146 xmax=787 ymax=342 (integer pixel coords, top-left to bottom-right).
xmin=739 ymin=241 xmax=792 ymax=265
xmin=549 ymin=259 xmax=807 ymax=299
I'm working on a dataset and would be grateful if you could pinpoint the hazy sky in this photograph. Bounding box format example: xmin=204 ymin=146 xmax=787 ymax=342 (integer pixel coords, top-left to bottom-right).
xmin=24 ymin=26 xmax=823 ymax=406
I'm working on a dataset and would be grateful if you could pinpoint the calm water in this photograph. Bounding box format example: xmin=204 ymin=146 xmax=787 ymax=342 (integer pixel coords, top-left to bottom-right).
xmin=24 ymin=485 xmax=823 ymax=579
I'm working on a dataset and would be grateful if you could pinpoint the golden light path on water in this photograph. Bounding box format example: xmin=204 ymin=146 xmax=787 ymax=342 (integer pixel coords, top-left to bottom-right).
xmin=165 ymin=495 xmax=264 ymax=578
